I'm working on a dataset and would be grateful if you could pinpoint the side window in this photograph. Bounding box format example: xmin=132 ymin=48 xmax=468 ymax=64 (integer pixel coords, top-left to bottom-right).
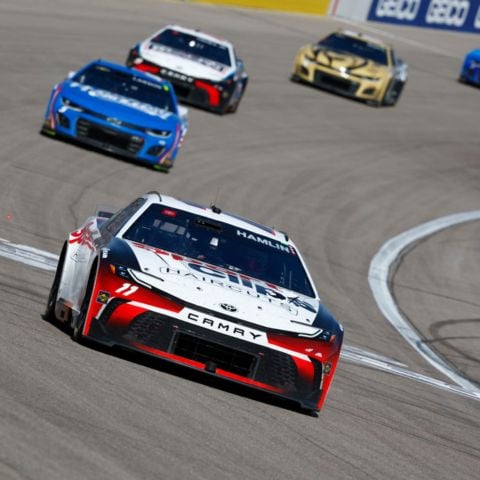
xmin=100 ymin=197 xmax=146 ymax=237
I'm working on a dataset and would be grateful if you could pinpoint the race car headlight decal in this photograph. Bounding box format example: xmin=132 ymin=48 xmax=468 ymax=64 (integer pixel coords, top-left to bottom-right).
xmin=146 ymin=129 xmax=171 ymax=137
xmin=62 ymin=97 xmax=84 ymax=112
xmin=298 ymin=328 xmax=335 ymax=343
xmin=110 ymin=264 xmax=132 ymax=280
xmin=110 ymin=265 xmax=152 ymax=290
xmin=302 ymin=58 xmax=313 ymax=68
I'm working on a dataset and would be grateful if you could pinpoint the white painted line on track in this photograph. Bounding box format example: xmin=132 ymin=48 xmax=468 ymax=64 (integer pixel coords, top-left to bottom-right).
xmin=1 ymin=237 xmax=479 ymax=401
xmin=369 ymin=211 xmax=480 ymax=396
xmin=0 ymin=238 xmax=58 ymax=271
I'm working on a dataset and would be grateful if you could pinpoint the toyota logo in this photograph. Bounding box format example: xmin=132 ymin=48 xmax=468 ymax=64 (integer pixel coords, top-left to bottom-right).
xmin=220 ymin=303 xmax=237 ymax=312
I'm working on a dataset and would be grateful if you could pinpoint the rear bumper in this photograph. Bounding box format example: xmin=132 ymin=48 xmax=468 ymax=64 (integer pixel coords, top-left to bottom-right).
xmin=130 ymin=58 xmax=239 ymax=113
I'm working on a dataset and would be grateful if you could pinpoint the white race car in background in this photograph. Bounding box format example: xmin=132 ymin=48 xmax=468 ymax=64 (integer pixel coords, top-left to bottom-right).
xmin=126 ymin=25 xmax=249 ymax=114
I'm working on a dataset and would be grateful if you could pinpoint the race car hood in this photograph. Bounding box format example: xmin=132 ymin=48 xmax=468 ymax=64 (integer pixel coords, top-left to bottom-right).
xmin=311 ymin=46 xmax=389 ymax=78
xmin=107 ymin=238 xmax=337 ymax=337
xmin=61 ymin=81 xmax=179 ymax=129
xmin=139 ymin=41 xmax=234 ymax=82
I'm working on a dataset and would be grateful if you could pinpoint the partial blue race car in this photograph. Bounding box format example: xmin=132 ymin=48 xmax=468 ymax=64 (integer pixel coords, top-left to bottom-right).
xmin=459 ymin=49 xmax=480 ymax=86
xmin=42 ymin=60 xmax=188 ymax=171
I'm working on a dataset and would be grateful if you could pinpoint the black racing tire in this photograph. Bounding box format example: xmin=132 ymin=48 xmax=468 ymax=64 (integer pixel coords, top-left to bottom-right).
xmin=290 ymin=73 xmax=301 ymax=83
xmin=43 ymin=242 xmax=67 ymax=323
xmin=71 ymin=262 xmax=97 ymax=342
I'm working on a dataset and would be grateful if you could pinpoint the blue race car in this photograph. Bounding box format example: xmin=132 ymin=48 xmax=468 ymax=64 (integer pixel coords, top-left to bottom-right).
xmin=459 ymin=49 xmax=480 ymax=86
xmin=42 ymin=60 xmax=188 ymax=171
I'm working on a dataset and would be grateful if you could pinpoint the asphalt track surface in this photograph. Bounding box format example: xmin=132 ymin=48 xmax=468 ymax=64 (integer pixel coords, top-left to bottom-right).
xmin=1 ymin=1 xmax=479 ymax=479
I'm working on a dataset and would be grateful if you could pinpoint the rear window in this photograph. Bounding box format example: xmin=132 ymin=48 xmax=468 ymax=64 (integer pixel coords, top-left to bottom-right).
xmin=151 ymin=29 xmax=232 ymax=67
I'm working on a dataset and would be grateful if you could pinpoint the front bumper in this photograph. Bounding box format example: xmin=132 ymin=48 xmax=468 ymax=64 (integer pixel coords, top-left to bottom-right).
xmin=43 ymin=107 xmax=179 ymax=168
xmin=294 ymin=57 xmax=387 ymax=102
xmin=82 ymin=264 xmax=340 ymax=411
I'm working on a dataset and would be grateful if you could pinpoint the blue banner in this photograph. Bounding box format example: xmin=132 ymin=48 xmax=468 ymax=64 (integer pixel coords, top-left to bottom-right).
xmin=368 ymin=0 xmax=480 ymax=33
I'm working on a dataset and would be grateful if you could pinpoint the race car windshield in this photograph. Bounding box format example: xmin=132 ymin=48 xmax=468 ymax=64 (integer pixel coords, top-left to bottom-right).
xmin=151 ymin=29 xmax=232 ymax=67
xmin=319 ymin=33 xmax=388 ymax=66
xmin=73 ymin=64 xmax=175 ymax=111
xmin=123 ymin=205 xmax=315 ymax=297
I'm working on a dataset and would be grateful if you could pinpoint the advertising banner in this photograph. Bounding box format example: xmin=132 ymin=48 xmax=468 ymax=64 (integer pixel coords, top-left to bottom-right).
xmin=190 ymin=0 xmax=332 ymax=15
xmin=368 ymin=0 xmax=480 ymax=33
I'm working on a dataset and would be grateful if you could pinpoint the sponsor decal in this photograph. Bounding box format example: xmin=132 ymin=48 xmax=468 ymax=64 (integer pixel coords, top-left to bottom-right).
xmin=368 ymin=0 xmax=480 ymax=32
xmin=220 ymin=303 xmax=237 ymax=312
xmin=236 ymin=230 xmax=290 ymax=253
xmin=68 ymin=222 xmax=95 ymax=251
xmin=130 ymin=240 xmax=317 ymax=314
xmin=159 ymin=68 xmax=194 ymax=84
xmin=96 ymin=291 xmax=110 ymax=304
xmin=68 ymin=82 xmax=172 ymax=119
xmin=186 ymin=312 xmax=263 ymax=341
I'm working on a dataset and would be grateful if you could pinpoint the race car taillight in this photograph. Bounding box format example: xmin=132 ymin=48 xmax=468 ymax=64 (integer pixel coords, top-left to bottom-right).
xmin=194 ymin=80 xmax=220 ymax=107
xmin=134 ymin=62 xmax=160 ymax=75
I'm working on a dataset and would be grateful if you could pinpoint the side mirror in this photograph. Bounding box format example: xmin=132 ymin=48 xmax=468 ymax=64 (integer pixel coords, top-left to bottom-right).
xmin=67 ymin=71 xmax=76 ymax=79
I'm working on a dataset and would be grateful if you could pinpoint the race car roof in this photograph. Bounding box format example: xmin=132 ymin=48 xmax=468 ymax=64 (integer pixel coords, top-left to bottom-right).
xmin=152 ymin=24 xmax=234 ymax=50
xmin=339 ymin=29 xmax=392 ymax=50
xmin=143 ymin=192 xmax=289 ymax=243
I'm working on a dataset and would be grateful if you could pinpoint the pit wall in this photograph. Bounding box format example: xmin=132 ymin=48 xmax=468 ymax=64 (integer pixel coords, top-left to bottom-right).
xmin=190 ymin=0 xmax=480 ymax=33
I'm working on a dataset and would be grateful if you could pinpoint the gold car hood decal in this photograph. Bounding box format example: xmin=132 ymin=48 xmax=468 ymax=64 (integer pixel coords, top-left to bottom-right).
xmin=314 ymin=48 xmax=385 ymax=76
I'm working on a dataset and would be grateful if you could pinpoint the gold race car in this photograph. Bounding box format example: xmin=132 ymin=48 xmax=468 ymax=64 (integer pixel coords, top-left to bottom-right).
xmin=292 ymin=30 xmax=407 ymax=106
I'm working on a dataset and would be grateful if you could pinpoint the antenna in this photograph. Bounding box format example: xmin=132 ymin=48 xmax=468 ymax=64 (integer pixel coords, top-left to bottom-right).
xmin=210 ymin=187 xmax=222 ymax=213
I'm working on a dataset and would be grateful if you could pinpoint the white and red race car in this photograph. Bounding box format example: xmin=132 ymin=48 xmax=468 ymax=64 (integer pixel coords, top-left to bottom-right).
xmin=45 ymin=192 xmax=343 ymax=412
xmin=126 ymin=25 xmax=248 ymax=114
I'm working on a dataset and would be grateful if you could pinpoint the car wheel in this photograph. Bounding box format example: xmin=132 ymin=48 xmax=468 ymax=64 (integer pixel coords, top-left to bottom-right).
xmin=290 ymin=73 xmax=301 ymax=83
xmin=43 ymin=242 xmax=67 ymax=323
xmin=71 ymin=264 xmax=96 ymax=342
